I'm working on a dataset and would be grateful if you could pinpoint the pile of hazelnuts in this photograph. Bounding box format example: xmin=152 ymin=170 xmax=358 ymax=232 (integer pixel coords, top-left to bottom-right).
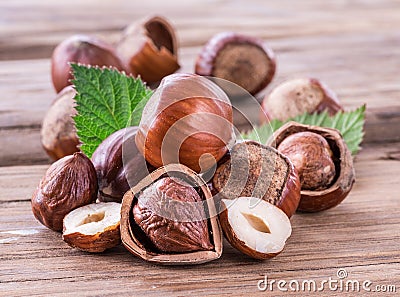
xmin=32 ymin=15 xmax=355 ymax=264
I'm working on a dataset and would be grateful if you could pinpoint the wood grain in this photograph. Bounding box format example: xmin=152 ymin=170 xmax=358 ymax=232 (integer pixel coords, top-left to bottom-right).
xmin=1 ymin=0 xmax=400 ymax=296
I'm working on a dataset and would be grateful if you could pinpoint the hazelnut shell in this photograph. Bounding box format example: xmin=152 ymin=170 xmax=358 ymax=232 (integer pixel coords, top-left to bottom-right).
xmin=267 ymin=122 xmax=355 ymax=212
xmin=117 ymin=15 xmax=180 ymax=83
xmin=195 ymin=32 xmax=276 ymax=95
xmin=121 ymin=163 xmax=223 ymax=265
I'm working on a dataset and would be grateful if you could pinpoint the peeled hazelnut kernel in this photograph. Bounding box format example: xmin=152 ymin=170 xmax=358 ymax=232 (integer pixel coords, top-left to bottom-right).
xmin=135 ymin=73 xmax=234 ymax=173
xmin=51 ymin=34 xmax=127 ymax=92
xmin=261 ymin=78 xmax=343 ymax=122
xmin=219 ymin=197 xmax=292 ymax=259
xmin=267 ymin=122 xmax=355 ymax=212
xmin=195 ymin=32 xmax=276 ymax=96
xmin=63 ymin=202 xmax=121 ymax=253
xmin=117 ymin=15 xmax=180 ymax=84
xmin=41 ymin=86 xmax=80 ymax=161
xmin=31 ymin=152 xmax=98 ymax=231
xmin=91 ymin=127 xmax=155 ymax=203
xmin=212 ymin=141 xmax=300 ymax=218
xmin=121 ymin=164 xmax=223 ymax=265
xmin=133 ymin=177 xmax=213 ymax=253
xmin=277 ymin=131 xmax=336 ymax=191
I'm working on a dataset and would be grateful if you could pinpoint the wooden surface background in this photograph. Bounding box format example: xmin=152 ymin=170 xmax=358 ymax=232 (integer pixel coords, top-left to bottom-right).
xmin=1 ymin=0 xmax=399 ymax=296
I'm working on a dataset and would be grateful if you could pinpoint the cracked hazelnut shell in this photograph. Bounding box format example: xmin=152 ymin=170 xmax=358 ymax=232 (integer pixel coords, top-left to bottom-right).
xmin=267 ymin=122 xmax=355 ymax=212
xmin=51 ymin=35 xmax=127 ymax=93
xmin=117 ymin=15 xmax=180 ymax=84
xmin=261 ymin=78 xmax=343 ymax=122
xmin=135 ymin=73 xmax=234 ymax=173
xmin=31 ymin=152 xmax=98 ymax=231
xmin=212 ymin=141 xmax=301 ymax=218
xmin=195 ymin=32 xmax=276 ymax=95
xmin=121 ymin=163 xmax=223 ymax=265
xmin=91 ymin=127 xmax=155 ymax=203
xmin=41 ymin=86 xmax=80 ymax=161
xmin=63 ymin=202 xmax=121 ymax=253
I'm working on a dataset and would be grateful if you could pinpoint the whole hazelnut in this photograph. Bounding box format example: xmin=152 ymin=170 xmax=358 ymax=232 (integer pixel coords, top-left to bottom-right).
xmin=135 ymin=73 xmax=234 ymax=173
xmin=195 ymin=32 xmax=276 ymax=96
xmin=51 ymin=35 xmax=127 ymax=92
xmin=31 ymin=152 xmax=98 ymax=231
xmin=267 ymin=122 xmax=355 ymax=212
xmin=261 ymin=78 xmax=343 ymax=122
xmin=277 ymin=131 xmax=336 ymax=191
xmin=41 ymin=86 xmax=80 ymax=161
xmin=91 ymin=127 xmax=155 ymax=203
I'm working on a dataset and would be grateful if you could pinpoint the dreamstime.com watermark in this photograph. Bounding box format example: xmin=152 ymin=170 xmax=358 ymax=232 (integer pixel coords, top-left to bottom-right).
xmin=257 ymin=269 xmax=397 ymax=293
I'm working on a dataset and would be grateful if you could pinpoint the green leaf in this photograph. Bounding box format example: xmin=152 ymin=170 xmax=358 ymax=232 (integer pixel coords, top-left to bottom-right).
xmin=71 ymin=64 xmax=153 ymax=157
xmin=241 ymin=105 xmax=366 ymax=155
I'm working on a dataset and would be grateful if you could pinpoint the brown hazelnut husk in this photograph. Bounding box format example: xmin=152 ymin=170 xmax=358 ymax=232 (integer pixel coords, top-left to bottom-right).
xmin=267 ymin=122 xmax=355 ymax=212
xmin=117 ymin=15 xmax=180 ymax=84
xmin=51 ymin=35 xmax=127 ymax=93
xmin=31 ymin=152 xmax=98 ymax=231
xmin=41 ymin=86 xmax=80 ymax=161
xmin=261 ymin=78 xmax=343 ymax=123
xmin=91 ymin=127 xmax=155 ymax=203
xmin=121 ymin=164 xmax=223 ymax=265
xmin=195 ymin=32 xmax=276 ymax=96
xmin=135 ymin=73 xmax=234 ymax=173
xmin=212 ymin=141 xmax=301 ymax=218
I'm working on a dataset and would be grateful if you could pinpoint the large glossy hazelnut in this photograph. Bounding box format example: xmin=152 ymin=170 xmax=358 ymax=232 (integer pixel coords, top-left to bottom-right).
xmin=41 ymin=86 xmax=80 ymax=161
xmin=121 ymin=164 xmax=223 ymax=265
xmin=91 ymin=127 xmax=155 ymax=203
xmin=195 ymin=32 xmax=276 ymax=96
xmin=267 ymin=122 xmax=355 ymax=212
xmin=261 ymin=78 xmax=343 ymax=122
xmin=212 ymin=141 xmax=301 ymax=218
xmin=51 ymin=35 xmax=127 ymax=92
xmin=135 ymin=73 xmax=234 ymax=173
xmin=117 ymin=15 xmax=180 ymax=84
xmin=31 ymin=152 xmax=98 ymax=231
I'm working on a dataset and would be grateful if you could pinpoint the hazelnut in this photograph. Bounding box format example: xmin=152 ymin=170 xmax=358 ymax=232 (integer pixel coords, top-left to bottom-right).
xmin=121 ymin=164 xmax=223 ymax=265
xmin=51 ymin=35 xmax=127 ymax=92
xmin=91 ymin=127 xmax=155 ymax=203
xmin=31 ymin=152 xmax=98 ymax=231
xmin=267 ymin=122 xmax=355 ymax=212
xmin=63 ymin=202 xmax=121 ymax=253
xmin=212 ymin=141 xmax=301 ymax=218
xmin=261 ymin=78 xmax=343 ymax=122
xmin=41 ymin=86 xmax=80 ymax=161
xmin=135 ymin=73 xmax=234 ymax=173
xmin=117 ymin=15 xmax=180 ymax=84
xmin=277 ymin=131 xmax=336 ymax=191
xmin=219 ymin=197 xmax=292 ymax=259
xmin=195 ymin=32 xmax=276 ymax=95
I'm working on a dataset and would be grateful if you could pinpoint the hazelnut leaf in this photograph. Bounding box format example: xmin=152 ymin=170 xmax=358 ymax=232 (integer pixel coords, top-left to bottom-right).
xmin=71 ymin=64 xmax=153 ymax=157
xmin=242 ymin=105 xmax=366 ymax=155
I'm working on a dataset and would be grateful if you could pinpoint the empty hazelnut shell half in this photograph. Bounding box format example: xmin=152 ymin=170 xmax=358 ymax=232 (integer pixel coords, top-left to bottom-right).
xmin=91 ymin=127 xmax=155 ymax=203
xmin=63 ymin=202 xmax=121 ymax=253
xmin=219 ymin=197 xmax=292 ymax=259
xmin=135 ymin=73 xmax=234 ymax=173
xmin=212 ymin=141 xmax=300 ymax=218
xmin=117 ymin=15 xmax=180 ymax=84
xmin=51 ymin=34 xmax=127 ymax=93
xmin=121 ymin=163 xmax=223 ymax=265
xmin=267 ymin=122 xmax=355 ymax=212
xmin=31 ymin=152 xmax=98 ymax=231
xmin=261 ymin=78 xmax=343 ymax=122
xmin=195 ymin=32 xmax=276 ymax=96
xmin=41 ymin=86 xmax=80 ymax=161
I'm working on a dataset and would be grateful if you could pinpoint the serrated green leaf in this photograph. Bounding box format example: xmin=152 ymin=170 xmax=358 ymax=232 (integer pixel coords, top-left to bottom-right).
xmin=241 ymin=105 xmax=366 ymax=155
xmin=71 ymin=64 xmax=153 ymax=157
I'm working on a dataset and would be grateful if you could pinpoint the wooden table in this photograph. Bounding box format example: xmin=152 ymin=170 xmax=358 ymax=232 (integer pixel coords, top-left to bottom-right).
xmin=1 ymin=1 xmax=399 ymax=296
